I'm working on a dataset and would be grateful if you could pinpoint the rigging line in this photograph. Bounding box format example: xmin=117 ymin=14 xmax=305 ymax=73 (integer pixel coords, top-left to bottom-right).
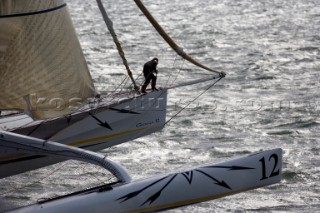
xmin=116 ymin=76 xmax=130 ymax=93
xmin=95 ymin=0 xmax=139 ymax=91
xmin=134 ymin=72 xmax=143 ymax=85
xmin=102 ymin=75 xmax=129 ymax=104
xmin=164 ymin=54 xmax=179 ymax=88
xmin=89 ymin=75 xmax=130 ymax=114
xmin=76 ymin=160 xmax=113 ymax=185
xmin=133 ymin=0 xmax=221 ymax=74
xmin=121 ymin=78 xmax=133 ymax=94
xmin=168 ymin=58 xmax=186 ymax=88
xmin=165 ymin=76 xmax=224 ymax=126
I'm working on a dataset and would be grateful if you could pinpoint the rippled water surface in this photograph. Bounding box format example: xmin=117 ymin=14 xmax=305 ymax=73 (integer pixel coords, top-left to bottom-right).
xmin=1 ymin=0 xmax=320 ymax=212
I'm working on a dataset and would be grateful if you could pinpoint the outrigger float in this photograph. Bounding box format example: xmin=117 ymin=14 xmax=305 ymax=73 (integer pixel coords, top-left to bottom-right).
xmin=2 ymin=131 xmax=282 ymax=213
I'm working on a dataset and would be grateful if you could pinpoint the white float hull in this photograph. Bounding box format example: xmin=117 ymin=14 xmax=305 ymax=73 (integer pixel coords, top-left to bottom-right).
xmin=10 ymin=148 xmax=282 ymax=213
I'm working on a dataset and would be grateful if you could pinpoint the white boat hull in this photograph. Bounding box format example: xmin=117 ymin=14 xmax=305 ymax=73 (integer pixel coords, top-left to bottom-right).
xmin=0 ymin=90 xmax=167 ymax=178
xmin=9 ymin=148 xmax=282 ymax=213
xmin=50 ymin=90 xmax=168 ymax=151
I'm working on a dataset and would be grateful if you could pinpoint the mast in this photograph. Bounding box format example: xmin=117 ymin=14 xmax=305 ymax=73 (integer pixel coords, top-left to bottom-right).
xmin=96 ymin=0 xmax=139 ymax=91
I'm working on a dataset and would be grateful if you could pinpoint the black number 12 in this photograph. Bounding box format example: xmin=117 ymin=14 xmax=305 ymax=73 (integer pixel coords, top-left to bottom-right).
xmin=259 ymin=154 xmax=280 ymax=180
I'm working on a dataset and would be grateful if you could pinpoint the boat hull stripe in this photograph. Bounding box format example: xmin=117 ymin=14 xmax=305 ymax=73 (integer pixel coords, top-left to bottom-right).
xmin=68 ymin=128 xmax=146 ymax=146
xmin=122 ymin=186 xmax=260 ymax=213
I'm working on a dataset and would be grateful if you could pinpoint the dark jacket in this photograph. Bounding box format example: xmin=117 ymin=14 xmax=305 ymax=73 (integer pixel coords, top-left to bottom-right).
xmin=143 ymin=59 xmax=158 ymax=78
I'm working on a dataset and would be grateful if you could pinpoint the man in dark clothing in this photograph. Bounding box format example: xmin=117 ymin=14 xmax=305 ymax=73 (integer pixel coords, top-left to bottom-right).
xmin=141 ymin=57 xmax=159 ymax=94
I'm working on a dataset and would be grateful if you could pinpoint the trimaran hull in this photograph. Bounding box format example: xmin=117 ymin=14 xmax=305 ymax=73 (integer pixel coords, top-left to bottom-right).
xmin=0 ymin=90 xmax=168 ymax=178
xmin=8 ymin=148 xmax=282 ymax=213
xmin=0 ymin=1 xmax=283 ymax=212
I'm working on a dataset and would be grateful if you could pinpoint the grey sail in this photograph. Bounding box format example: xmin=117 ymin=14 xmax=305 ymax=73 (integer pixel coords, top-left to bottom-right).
xmin=0 ymin=0 xmax=95 ymax=119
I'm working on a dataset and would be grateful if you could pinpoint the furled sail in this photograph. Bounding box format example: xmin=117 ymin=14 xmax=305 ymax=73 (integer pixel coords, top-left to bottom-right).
xmin=133 ymin=0 xmax=220 ymax=74
xmin=0 ymin=0 xmax=95 ymax=119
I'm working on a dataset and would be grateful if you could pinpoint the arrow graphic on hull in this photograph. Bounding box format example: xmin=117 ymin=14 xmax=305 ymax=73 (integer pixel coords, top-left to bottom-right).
xmin=196 ymin=169 xmax=232 ymax=189
xmin=117 ymin=176 xmax=168 ymax=203
xmin=109 ymin=108 xmax=140 ymax=114
xmin=203 ymin=165 xmax=255 ymax=170
xmin=89 ymin=114 xmax=112 ymax=130
xmin=117 ymin=168 xmax=233 ymax=207
xmin=181 ymin=171 xmax=193 ymax=184
xmin=142 ymin=174 xmax=178 ymax=206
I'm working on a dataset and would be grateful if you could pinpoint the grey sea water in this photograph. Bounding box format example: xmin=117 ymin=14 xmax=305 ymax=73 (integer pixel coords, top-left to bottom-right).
xmin=1 ymin=0 xmax=319 ymax=212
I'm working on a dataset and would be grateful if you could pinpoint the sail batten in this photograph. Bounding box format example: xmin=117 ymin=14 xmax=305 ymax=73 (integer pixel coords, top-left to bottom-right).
xmin=0 ymin=0 xmax=95 ymax=119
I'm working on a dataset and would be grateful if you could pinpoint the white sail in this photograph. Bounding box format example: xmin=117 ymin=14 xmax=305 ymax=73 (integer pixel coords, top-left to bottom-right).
xmin=0 ymin=0 xmax=95 ymax=119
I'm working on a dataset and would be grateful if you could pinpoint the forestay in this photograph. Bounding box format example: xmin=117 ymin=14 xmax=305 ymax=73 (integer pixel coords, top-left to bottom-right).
xmin=0 ymin=0 xmax=95 ymax=119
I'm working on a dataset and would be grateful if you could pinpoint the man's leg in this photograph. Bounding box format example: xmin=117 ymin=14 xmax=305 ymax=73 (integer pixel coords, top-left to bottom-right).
xmin=140 ymin=85 xmax=147 ymax=94
xmin=141 ymin=76 xmax=151 ymax=94
xmin=151 ymin=75 xmax=158 ymax=91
